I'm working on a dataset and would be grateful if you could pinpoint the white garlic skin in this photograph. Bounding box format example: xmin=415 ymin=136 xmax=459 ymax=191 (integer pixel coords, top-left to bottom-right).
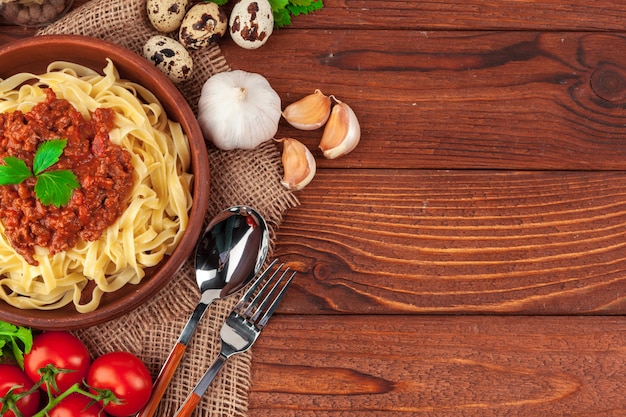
xmin=179 ymin=2 xmax=228 ymax=50
xmin=147 ymin=0 xmax=188 ymax=33
xmin=229 ymin=0 xmax=274 ymax=50
xmin=143 ymin=35 xmax=193 ymax=83
xmin=198 ymin=70 xmax=281 ymax=150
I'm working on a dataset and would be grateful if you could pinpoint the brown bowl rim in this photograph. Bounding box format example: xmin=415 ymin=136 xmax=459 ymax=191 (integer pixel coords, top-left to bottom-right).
xmin=0 ymin=34 xmax=209 ymax=330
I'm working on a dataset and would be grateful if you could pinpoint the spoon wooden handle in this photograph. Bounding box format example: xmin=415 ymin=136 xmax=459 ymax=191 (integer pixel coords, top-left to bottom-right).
xmin=136 ymin=301 xmax=211 ymax=417
xmin=173 ymin=392 xmax=202 ymax=417
xmin=174 ymin=355 xmax=227 ymax=417
xmin=136 ymin=342 xmax=187 ymax=417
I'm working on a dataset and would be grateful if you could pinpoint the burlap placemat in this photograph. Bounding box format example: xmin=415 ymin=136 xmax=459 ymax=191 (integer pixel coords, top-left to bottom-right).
xmin=37 ymin=1 xmax=299 ymax=416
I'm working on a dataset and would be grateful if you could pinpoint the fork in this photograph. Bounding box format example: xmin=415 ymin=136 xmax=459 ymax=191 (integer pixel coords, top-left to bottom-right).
xmin=173 ymin=260 xmax=296 ymax=417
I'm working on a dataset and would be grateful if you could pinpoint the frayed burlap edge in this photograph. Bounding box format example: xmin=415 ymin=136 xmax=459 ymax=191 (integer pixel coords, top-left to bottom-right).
xmin=37 ymin=0 xmax=300 ymax=416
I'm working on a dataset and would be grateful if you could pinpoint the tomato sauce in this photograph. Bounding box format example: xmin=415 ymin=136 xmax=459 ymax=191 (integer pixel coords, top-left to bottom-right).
xmin=0 ymin=88 xmax=134 ymax=266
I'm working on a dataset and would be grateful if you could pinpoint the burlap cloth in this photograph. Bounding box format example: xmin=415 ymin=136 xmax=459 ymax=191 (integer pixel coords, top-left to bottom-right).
xmin=36 ymin=1 xmax=299 ymax=416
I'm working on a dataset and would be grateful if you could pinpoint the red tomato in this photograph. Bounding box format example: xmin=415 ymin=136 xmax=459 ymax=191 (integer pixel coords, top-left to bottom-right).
xmin=87 ymin=351 xmax=152 ymax=417
xmin=24 ymin=331 xmax=91 ymax=395
xmin=48 ymin=392 xmax=104 ymax=417
xmin=0 ymin=364 xmax=41 ymax=417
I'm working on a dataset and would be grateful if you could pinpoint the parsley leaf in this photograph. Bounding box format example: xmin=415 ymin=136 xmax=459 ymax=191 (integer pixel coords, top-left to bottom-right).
xmin=33 ymin=139 xmax=66 ymax=176
xmin=286 ymin=0 xmax=323 ymax=17
xmin=273 ymin=7 xmax=292 ymax=27
xmin=269 ymin=0 xmax=289 ymax=10
xmin=288 ymin=0 xmax=318 ymax=7
xmin=34 ymin=170 xmax=79 ymax=207
xmin=0 ymin=139 xmax=79 ymax=207
xmin=273 ymin=0 xmax=323 ymax=27
xmin=0 ymin=156 xmax=32 ymax=185
xmin=0 ymin=320 xmax=33 ymax=368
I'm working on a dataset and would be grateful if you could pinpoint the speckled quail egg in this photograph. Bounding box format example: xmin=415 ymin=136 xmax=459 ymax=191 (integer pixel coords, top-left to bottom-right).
xmin=143 ymin=35 xmax=193 ymax=83
xmin=179 ymin=2 xmax=228 ymax=50
xmin=229 ymin=0 xmax=274 ymax=50
xmin=146 ymin=0 xmax=188 ymax=33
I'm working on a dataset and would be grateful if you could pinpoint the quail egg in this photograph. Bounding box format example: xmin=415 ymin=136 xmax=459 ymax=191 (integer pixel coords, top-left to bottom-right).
xmin=143 ymin=35 xmax=194 ymax=83
xmin=146 ymin=0 xmax=188 ymax=33
xmin=229 ymin=0 xmax=274 ymax=50
xmin=179 ymin=2 xmax=228 ymax=50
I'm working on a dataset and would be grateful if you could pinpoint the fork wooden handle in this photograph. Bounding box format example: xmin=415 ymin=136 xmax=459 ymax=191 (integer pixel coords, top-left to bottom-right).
xmin=136 ymin=342 xmax=187 ymax=417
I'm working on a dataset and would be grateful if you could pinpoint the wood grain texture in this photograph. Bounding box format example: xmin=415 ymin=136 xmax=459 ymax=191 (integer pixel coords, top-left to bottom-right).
xmin=248 ymin=315 xmax=626 ymax=416
xmin=2 ymin=1 xmax=626 ymax=415
xmin=273 ymin=170 xmax=626 ymax=315
xmin=287 ymin=0 xmax=626 ymax=31
xmin=222 ymin=30 xmax=626 ymax=170
xmin=6 ymin=1 xmax=626 ymax=32
xmin=219 ymin=6 xmax=626 ymax=410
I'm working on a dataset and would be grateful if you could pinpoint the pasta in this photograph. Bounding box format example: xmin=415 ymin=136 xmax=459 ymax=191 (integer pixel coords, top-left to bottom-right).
xmin=0 ymin=59 xmax=193 ymax=313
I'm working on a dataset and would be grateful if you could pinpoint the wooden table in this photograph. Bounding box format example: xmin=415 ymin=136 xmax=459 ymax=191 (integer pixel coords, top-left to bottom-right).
xmin=3 ymin=1 xmax=626 ymax=415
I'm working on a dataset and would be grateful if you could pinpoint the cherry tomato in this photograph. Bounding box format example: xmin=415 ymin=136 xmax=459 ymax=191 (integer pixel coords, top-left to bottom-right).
xmin=47 ymin=392 xmax=104 ymax=417
xmin=24 ymin=331 xmax=91 ymax=395
xmin=0 ymin=364 xmax=41 ymax=417
xmin=87 ymin=351 xmax=152 ymax=417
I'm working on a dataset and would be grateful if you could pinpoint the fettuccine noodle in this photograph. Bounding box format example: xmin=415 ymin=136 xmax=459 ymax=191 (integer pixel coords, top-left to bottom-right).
xmin=0 ymin=59 xmax=193 ymax=313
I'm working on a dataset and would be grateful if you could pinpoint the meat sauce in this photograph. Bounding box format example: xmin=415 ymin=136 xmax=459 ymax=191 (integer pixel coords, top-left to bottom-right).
xmin=0 ymin=88 xmax=134 ymax=266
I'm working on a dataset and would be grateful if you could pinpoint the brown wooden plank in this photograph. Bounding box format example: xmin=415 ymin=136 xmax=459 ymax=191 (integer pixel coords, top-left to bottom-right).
xmin=287 ymin=0 xmax=626 ymax=31
xmin=5 ymin=1 xmax=626 ymax=32
xmin=3 ymin=6 xmax=626 ymax=171
xmin=221 ymin=30 xmax=626 ymax=171
xmin=272 ymin=169 xmax=626 ymax=315
xmin=248 ymin=315 xmax=626 ymax=416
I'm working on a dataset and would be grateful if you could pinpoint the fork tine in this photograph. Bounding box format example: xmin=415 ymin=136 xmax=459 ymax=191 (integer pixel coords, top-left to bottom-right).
xmin=233 ymin=258 xmax=279 ymax=311
xmin=250 ymin=266 xmax=292 ymax=322
xmin=256 ymin=270 xmax=296 ymax=328
xmin=234 ymin=259 xmax=296 ymax=327
xmin=239 ymin=262 xmax=284 ymax=316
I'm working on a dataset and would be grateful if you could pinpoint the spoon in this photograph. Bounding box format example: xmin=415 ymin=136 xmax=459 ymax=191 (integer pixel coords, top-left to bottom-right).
xmin=137 ymin=205 xmax=269 ymax=417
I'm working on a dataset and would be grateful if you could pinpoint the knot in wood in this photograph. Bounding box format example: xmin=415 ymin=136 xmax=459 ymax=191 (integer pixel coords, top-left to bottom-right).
xmin=313 ymin=262 xmax=331 ymax=281
xmin=590 ymin=65 xmax=626 ymax=102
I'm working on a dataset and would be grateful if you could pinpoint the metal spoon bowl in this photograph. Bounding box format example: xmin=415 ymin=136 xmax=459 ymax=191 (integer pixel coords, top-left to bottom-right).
xmin=137 ymin=206 xmax=269 ymax=417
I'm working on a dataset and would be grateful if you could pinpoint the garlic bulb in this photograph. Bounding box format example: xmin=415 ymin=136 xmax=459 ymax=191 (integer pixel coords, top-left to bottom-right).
xmin=276 ymin=138 xmax=316 ymax=190
xmin=197 ymin=70 xmax=281 ymax=150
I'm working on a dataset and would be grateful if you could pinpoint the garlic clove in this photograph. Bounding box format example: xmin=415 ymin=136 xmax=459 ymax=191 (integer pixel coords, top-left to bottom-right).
xmin=282 ymin=89 xmax=332 ymax=130
xmin=276 ymin=138 xmax=316 ymax=190
xmin=318 ymin=97 xmax=361 ymax=159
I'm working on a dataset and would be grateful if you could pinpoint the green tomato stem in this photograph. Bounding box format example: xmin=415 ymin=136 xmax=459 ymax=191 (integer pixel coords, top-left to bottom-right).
xmin=4 ymin=364 xmax=120 ymax=416
xmin=31 ymin=383 xmax=100 ymax=417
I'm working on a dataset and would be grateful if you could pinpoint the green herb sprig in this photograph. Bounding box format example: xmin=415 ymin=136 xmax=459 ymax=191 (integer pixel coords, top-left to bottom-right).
xmin=209 ymin=0 xmax=324 ymax=28
xmin=0 ymin=139 xmax=79 ymax=207
xmin=0 ymin=321 xmax=32 ymax=368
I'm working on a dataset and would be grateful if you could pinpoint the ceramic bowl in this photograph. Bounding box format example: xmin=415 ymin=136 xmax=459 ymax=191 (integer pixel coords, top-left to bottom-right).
xmin=0 ymin=35 xmax=209 ymax=330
